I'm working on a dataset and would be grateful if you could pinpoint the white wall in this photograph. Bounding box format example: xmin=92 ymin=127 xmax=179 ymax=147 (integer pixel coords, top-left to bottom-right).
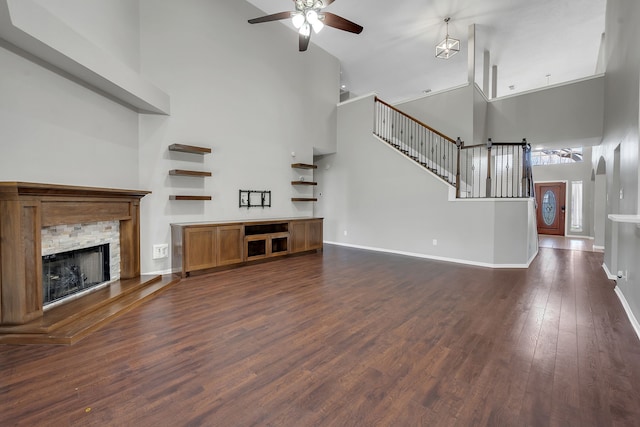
xmin=394 ymin=85 xmax=473 ymax=145
xmin=487 ymin=76 xmax=604 ymax=148
xmin=32 ymin=0 xmax=140 ymax=71
xmin=473 ymin=84 xmax=488 ymax=144
xmin=592 ymin=0 xmax=640 ymax=329
xmin=594 ymin=173 xmax=606 ymax=246
xmin=138 ymin=0 xmax=340 ymax=273
xmin=382 ymin=75 xmax=604 ymax=152
xmin=317 ymin=94 xmax=536 ymax=267
xmin=0 ymin=5 xmax=139 ymax=189
xmin=0 ymin=0 xmax=340 ymax=274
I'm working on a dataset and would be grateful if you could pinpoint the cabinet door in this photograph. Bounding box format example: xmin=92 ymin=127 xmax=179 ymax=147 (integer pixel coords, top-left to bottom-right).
xmin=289 ymin=221 xmax=307 ymax=253
xmin=184 ymin=227 xmax=217 ymax=272
xmin=307 ymin=220 xmax=323 ymax=250
xmin=217 ymin=225 xmax=243 ymax=266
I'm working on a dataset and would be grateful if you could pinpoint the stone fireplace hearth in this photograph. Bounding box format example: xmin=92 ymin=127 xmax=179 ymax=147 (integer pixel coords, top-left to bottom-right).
xmin=0 ymin=182 xmax=150 ymax=326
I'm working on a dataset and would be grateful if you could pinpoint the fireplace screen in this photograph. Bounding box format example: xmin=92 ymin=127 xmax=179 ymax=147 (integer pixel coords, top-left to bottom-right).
xmin=42 ymin=244 xmax=110 ymax=305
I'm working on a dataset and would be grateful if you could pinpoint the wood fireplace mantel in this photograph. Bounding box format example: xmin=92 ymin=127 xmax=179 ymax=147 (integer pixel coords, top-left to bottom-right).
xmin=0 ymin=182 xmax=150 ymax=325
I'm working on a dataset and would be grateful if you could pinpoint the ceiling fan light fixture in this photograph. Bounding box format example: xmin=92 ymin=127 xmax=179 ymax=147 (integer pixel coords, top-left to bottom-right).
xmin=292 ymin=13 xmax=305 ymax=29
xmin=248 ymin=0 xmax=363 ymax=52
xmin=306 ymin=10 xmax=319 ymax=24
xmin=299 ymin=22 xmax=311 ymax=37
xmin=306 ymin=9 xmax=324 ymax=33
xmin=435 ymin=17 xmax=460 ymax=59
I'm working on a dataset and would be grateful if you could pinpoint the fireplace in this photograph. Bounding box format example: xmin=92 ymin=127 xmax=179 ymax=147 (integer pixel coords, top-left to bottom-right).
xmin=0 ymin=182 xmax=150 ymax=326
xmin=42 ymin=244 xmax=111 ymax=306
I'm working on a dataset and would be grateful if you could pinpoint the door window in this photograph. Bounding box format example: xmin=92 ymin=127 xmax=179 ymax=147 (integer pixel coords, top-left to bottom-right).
xmin=542 ymin=190 xmax=556 ymax=225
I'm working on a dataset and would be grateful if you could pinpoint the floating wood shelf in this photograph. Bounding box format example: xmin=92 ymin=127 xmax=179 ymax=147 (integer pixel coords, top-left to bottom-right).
xmin=291 ymin=163 xmax=317 ymax=169
xmin=291 ymin=181 xmax=317 ymax=186
xmin=169 ymin=169 xmax=212 ymax=177
xmin=169 ymin=144 xmax=211 ymax=155
xmin=291 ymin=198 xmax=318 ymax=202
xmin=169 ymin=195 xmax=212 ymax=201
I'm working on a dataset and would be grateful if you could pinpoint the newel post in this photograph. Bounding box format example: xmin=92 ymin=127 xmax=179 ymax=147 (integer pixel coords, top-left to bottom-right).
xmin=455 ymin=137 xmax=463 ymax=198
xmin=521 ymin=138 xmax=528 ymax=197
xmin=486 ymin=138 xmax=493 ymax=197
xmin=521 ymin=138 xmax=532 ymax=197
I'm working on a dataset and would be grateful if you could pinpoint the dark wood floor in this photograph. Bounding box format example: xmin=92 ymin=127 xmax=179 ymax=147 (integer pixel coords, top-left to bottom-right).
xmin=2 ymin=245 xmax=640 ymax=426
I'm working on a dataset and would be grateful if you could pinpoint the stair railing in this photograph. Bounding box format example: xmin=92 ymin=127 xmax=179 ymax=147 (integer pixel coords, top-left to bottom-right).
xmin=458 ymin=138 xmax=532 ymax=198
xmin=373 ymin=97 xmax=533 ymax=199
xmin=374 ymin=97 xmax=461 ymax=188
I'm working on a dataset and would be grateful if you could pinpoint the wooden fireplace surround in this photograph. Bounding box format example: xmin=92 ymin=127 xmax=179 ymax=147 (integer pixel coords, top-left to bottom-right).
xmin=0 ymin=182 xmax=150 ymax=325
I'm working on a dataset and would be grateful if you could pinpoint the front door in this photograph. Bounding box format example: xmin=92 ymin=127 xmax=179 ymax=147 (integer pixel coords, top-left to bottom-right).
xmin=535 ymin=182 xmax=566 ymax=235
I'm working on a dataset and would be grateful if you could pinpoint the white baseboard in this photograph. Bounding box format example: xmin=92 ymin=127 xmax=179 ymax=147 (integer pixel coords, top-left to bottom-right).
xmin=602 ymin=263 xmax=617 ymax=280
xmin=324 ymin=241 xmax=535 ymax=269
xmin=614 ymin=286 xmax=640 ymax=342
xmin=142 ymin=268 xmax=173 ymax=276
xmin=565 ymin=234 xmax=593 ymax=239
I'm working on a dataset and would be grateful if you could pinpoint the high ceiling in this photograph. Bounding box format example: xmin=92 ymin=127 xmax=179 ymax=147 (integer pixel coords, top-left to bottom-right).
xmin=245 ymin=0 xmax=606 ymax=103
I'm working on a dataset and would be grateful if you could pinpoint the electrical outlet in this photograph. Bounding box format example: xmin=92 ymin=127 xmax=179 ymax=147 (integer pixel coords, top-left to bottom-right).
xmin=343 ymin=230 xmax=348 ymax=236
xmin=152 ymin=244 xmax=169 ymax=259
xmin=432 ymin=239 xmax=438 ymax=246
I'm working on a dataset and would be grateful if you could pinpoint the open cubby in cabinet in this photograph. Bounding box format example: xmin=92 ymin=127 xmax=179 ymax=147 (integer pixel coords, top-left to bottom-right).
xmin=168 ymin=144 xmax=212 ymax=201
xmin=244 ymin=222 xmax=289 ymax=261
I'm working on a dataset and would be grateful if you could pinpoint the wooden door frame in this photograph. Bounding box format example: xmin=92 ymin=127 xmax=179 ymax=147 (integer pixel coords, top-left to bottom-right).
xmin=534 ymin=181 xmax=567 ymax=236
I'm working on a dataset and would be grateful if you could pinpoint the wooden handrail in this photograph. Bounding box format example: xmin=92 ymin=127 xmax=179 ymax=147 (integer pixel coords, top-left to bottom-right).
xmin=374 ymin=97 xmax=457 ymax=144
xmin=461 ymin=142 xmax=528 ymax=150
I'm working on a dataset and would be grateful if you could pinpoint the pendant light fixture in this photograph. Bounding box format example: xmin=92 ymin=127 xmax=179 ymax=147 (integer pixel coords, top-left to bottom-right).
xmin=435 ymin=17 xmax=460 ymax=59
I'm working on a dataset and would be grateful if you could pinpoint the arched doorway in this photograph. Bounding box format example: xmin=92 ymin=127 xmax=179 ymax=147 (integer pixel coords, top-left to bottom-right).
xmin=593 ymin=156 xmax=606 ymax=249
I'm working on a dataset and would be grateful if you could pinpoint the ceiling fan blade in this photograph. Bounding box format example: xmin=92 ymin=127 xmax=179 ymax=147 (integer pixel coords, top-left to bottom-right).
xmin=248 ymin=11 xmax=293 ymax=24
xmin=322 ymin=12 xmax=363 ymax=34
xmin=299 ymin=32 xmax=311 ymax=52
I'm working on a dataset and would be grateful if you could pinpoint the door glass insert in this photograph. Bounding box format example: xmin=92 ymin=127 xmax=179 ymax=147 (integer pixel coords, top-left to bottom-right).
xmin=542 ymin=190 xmax=557 ymax=226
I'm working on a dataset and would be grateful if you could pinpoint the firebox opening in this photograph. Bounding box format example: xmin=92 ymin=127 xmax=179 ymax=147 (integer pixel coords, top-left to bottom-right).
xmin=42 ymin=244 xmax=111 ymax=306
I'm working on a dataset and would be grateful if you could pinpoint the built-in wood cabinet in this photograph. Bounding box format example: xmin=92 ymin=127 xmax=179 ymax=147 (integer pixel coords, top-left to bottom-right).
xmin=181 ymin=225 xmax=243 ymax=273
xmin=290 ymin=218 xmax=323 ymax=252
xmin=217 ymin=225 xmax=244 ymax=265
xmin=172 ymin=218 xmax=322 ymax=277
xmin=183 ymin=227 xmax=218 ymax=272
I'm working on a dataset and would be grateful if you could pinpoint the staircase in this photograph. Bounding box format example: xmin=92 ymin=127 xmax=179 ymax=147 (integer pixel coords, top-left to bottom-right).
xmin=373 ymin=97 xmax=533 ymax=199
xmin=374 ymin=97 xmax=461 ymax=189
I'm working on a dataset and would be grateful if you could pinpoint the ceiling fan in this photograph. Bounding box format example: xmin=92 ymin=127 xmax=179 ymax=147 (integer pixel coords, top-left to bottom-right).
xmin=248 ymin=0 xmax=363 ymax=52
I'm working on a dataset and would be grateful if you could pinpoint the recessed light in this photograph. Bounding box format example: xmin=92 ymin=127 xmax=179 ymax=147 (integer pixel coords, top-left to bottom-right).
xmin=340 ymin=84 xmax=347 ymax=90
xmin=509 ymin=85 xmax=515 ymax=90
xmin=423 ymin=89 xmax=432 ymax=94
